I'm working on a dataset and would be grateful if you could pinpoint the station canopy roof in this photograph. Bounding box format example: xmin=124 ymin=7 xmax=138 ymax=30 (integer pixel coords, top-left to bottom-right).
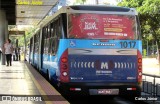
xmin=1 ymin=0 xmax=59 ymax=25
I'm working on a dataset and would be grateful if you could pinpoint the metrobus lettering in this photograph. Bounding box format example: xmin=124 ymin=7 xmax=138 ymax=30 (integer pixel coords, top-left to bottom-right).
xmin=84 ymin=22 xmax=98 ymax=30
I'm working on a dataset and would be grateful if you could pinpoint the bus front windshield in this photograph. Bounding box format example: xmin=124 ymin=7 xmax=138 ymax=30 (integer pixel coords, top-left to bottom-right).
xmin=68 ymin=13 xmax=139 ymax=40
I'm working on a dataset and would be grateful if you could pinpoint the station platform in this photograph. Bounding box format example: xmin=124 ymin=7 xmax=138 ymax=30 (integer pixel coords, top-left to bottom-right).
xmin=0 ymin=61 xmax=69 ymax=104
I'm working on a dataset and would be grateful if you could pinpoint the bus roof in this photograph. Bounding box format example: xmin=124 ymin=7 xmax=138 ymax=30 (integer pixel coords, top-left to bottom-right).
xmin=70 ymin=5 xmax=132 ymax=12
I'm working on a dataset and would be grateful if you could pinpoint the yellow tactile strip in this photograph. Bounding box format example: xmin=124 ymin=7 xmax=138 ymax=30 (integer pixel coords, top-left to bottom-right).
xmin=24 ymin=62 xmax=70 ymax=104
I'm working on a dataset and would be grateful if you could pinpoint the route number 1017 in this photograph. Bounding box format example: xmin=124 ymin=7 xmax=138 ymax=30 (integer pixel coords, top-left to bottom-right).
xmin=120 ymin=41 xmax=136 ymax=48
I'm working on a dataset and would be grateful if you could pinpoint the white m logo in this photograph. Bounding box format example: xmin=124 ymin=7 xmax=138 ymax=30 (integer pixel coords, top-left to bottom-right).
xmin=101 ymin=62 xmax=108 ymax=69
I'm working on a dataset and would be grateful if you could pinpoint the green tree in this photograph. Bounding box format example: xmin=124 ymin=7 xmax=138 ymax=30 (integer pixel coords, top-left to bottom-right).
xmin=16 ymin=27 xmax=37 ymax=47
xmin=103 ymin=1 xmax=111 ymax=5
xmin=118 ymin=0 xmax=160 ymax=56
xmin=75 ymin=0 xmax=86 ymax=4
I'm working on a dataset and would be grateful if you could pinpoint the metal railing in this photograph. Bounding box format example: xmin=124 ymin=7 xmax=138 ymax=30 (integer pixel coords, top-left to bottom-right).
xmin=142 ymin=73 xmax=160 ymax=97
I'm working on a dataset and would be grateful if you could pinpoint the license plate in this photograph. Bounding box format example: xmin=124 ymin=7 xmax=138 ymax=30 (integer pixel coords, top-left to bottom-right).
xmin=97 ymin=89 xmax=119 ymax=95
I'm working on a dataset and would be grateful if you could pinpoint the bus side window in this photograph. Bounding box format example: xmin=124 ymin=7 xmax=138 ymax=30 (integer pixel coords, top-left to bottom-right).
xmin=35 ymin=35 xmax=37 ymax=54
xmin=40 ymin=28 xmax=44 ymax=56
xmin=48 ymin=24 xmax=51 ymax=38
xmin=47 ymin=24 xmax=51 ymax=54
xmin=54 ymin=38 xmax=58 ymax=54
xmin=35 ymin=34 xmax=37 ymax=53
xmin=51 ymin=22 xmax=54 ymax=38
xmin=37 ymin=32 xmax=40 ymax=54
xmin=44 ymin=40 xmax=46 ymax=54
xmin=48 ymin=38 xmax=52 ymax=54
xmin=56 ymin=18 xmax=62 ymax=39
xmin=49 ymin=22 xmax=55 ymax=55
xmin=46 ymin=39 xmax=49 ymax=55
xmin=35 ymin=35 xmax=37 ymax=53
xmin=30 ymin=38 xmax=33 ymax=53
xmin=51 ymin=20 xmax=57 ymax=56
xmin=46 ymin=26 xmax=48 ymax=39
xmin=50 ymin=17 xmax=62 ymax=56
xmin=55 ymin=19 xmax=60 ymax=54
xmin=31 ymin=38 xmax=33 ymax=53
xmin=51 ymin=39 xmax=56 ymax=55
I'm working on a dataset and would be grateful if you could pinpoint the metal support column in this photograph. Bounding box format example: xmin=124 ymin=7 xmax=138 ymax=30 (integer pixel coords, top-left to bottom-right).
xmin=16 ymin=39 xmax=18 ymax=48
xmin=0 ymin=10 xmax=7 ymax=65
xmin=5 ymin=20 xmax=8 ymax=40
xmin=24 ymin=33 xmax=26 ymax=61
xmin=15 ymin=39 xmax=19 ymax=61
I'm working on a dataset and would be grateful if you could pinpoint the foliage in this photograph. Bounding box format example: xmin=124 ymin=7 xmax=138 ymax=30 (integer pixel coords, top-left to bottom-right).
xmin=75 ymin=0 xmax=86 ymax=4
xmin=10 ymin=27 xmax=37 ymax=47
xmin=103 ymin=1 xmax=111 ymax=5
xmin=118 ymin=0 xmax=160 ymax=51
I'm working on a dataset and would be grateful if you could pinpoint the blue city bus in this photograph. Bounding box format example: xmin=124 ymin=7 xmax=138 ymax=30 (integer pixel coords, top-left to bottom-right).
xmin=29 ymin=5 xmax=142 ymax=96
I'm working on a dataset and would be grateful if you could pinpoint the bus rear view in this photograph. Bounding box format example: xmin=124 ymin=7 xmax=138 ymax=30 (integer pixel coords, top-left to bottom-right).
xmin=59 ymin=6 xmax=142 ymax=97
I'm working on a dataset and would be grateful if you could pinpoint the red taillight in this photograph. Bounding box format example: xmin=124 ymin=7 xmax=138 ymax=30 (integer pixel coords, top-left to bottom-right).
xmin=127 ymin=88 xmax=137 ymax=90
xmin=60 ymin=49 xmax=69 ymax=82
xmin=62 ymin=64 xmax=68 ymax=70
xmin=137 ymin=50 xmax=142 ymax=83
xmin=70 ymin=88 xmax=81 ymax=91
xmin=132 ymin=88 xmax=137 ymax=90
xmin=138 ymin=66 xmax=142 ymax=69
xmin=138 ymin=58 xmax=142 ymax=63
xmin=61 ymin=57 xmax=68 ymax=63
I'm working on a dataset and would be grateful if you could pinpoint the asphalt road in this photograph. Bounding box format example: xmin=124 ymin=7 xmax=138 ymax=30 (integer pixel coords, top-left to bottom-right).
xmin=65 ymin=96 xmax=149 ymax=104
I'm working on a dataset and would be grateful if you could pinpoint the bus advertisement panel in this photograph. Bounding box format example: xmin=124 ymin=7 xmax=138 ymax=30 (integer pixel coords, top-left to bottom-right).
xmin=68 ymin=13 xmax=137 ymax=39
